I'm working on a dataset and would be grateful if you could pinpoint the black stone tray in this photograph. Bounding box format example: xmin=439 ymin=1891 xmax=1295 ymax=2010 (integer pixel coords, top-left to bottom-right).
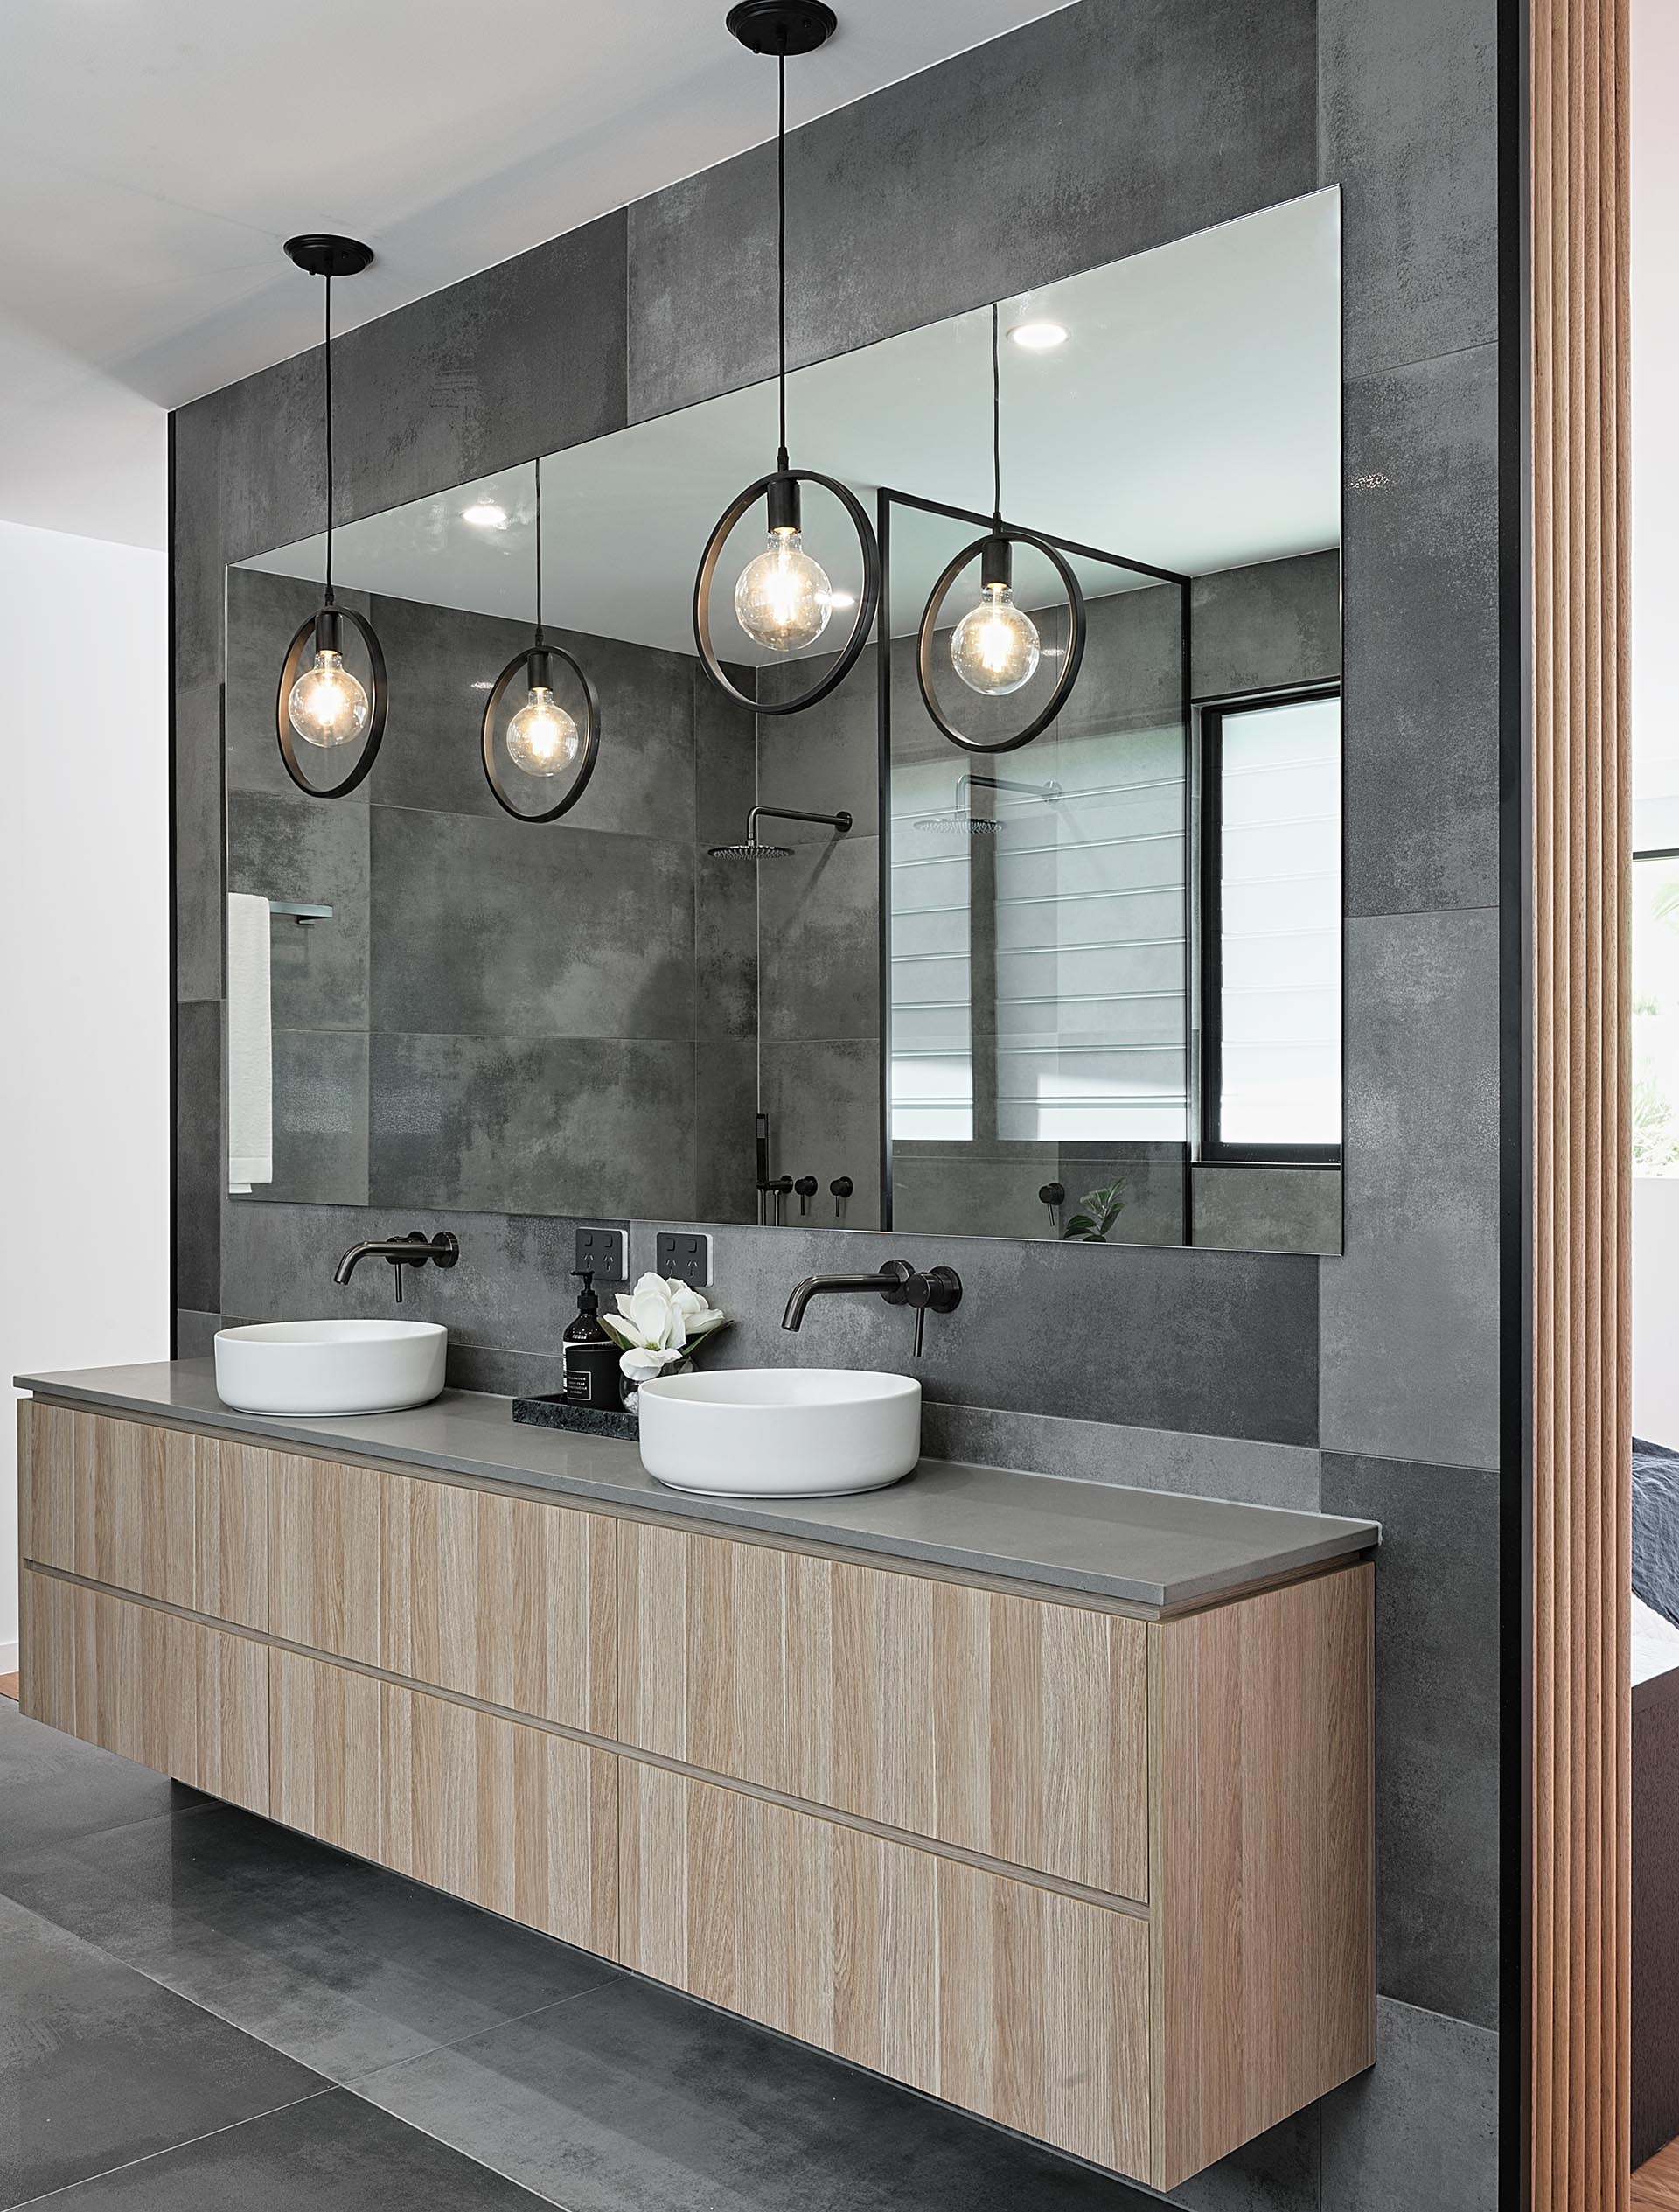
xmin=511 ymin=1392 xmax=639 ymax=1442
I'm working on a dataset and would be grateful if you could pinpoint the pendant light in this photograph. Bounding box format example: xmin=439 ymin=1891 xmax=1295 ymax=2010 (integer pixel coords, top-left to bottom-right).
xmin=915 ymin=304 xmax=1087 ymax=754
xmin=480 ymin=456 xmax=601 ymax=822
xmin=274 ymin=235 xmax=389 ymax=798
xmin=693 ymin=0 xmax=881 ymax=715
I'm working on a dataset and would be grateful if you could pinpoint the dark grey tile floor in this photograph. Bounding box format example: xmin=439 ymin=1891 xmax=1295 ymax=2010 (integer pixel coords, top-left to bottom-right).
xmin=0 ymin=1696 xmax=1160 ymax=2210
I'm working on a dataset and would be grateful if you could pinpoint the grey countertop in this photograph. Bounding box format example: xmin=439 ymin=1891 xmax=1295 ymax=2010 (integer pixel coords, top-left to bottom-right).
xmin=17 ymin=1360 xmax=1379 ymax=1612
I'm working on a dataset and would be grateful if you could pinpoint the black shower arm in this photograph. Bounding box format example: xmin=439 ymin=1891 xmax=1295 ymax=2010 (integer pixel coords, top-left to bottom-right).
xmin=748 ymin=804 xmax=853 ymax=838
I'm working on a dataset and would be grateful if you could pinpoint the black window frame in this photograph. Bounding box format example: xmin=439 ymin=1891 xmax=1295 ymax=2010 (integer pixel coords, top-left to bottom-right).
xmin=1198 ymin=681 xmax=1343 ymax=1166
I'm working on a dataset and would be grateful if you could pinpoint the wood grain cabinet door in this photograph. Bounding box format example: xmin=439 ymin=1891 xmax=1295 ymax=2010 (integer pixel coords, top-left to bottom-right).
xmin=380 ymin=1684 xmax=617 ymax=1954
xmin=21 ymin=1403 xmax=267 ymax=1629
xmin=617 ymin=1520 xmax=1148 ymax=1901
xmin=268 ymin=1453 xmax=615 ymax=1732
xmin=20 ymin=1569 xmax=268 ymax=1814
xmin=619 ymin=1760 xmax=1151 ymax=2181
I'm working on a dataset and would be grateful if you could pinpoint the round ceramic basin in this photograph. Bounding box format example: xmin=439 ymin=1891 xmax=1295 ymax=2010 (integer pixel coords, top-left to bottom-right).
xmin=213 ymin=1319 xmax=447 ymax=1416
xmin=637 ymin=1368 xmax=921 ymax=1497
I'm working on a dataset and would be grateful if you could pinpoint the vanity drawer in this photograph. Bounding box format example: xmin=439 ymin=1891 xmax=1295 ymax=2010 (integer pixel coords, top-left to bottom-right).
xmin=618 ymin=1758 xmax=1150 ymax=2180
xmin=268 ymin=1452 xmax=616 ymax=1732
xmin=617 ymin=1520 xmax=1148 ymax=1901
xmin=268 ymin=1647 xmax=617 ymax=1951
xmin=20 ymin=1568 xmax=268 ymax=1812
xmin=21 ymin=1402 xmax=267 ymax=1629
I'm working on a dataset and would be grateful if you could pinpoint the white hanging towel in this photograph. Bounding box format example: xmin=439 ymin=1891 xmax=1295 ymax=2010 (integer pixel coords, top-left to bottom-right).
xmin=226 ymin=892 xmax=273 ymax=1192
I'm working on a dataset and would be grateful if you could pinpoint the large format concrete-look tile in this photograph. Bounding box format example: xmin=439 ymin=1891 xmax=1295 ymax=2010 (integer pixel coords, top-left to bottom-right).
xmin=1319 ymin=909 xmax=1499 ymax=1470
xmin=1189 ymin=550 xmax=1341 ymax=701
xmin=369 ymin=806 xmax=694 ymax=1043
xmin=669 ymin=1218 xmax=1319 ymax=1445
xmin=0 ymin=1783 xmax=618 ymax=2089
xmin=226 ymin=789 xmax=371 ymax=1032
xmin=0 ymin=1890 xmax=325 ymax=2205
xmin=1319 ymin=0 xmax=1498 ymax=375
xmin=369 ymin=1033 xmax=697 ymax=1221
xmin=1319 ymin=1998 xmax=1498 ymax=2212
xmin=329 ymin=212 xmax=628 ymax=525
xmin=175 ymin=997 xmax=222 ymax=1318
xmin=921 ymin=1401 xmax=1321 ymax=1514
xmin=626 ymin=0 xmax=1315 ymax=422
xmin=365 ymin=595 xmax=700 ymax=847
xmin=0 ymin=1702 xmax=206 ymax=1869
xmin=352 ymin=1969 xmax=1156 ymax=2212
xmin=756 ymin=831 xmax=881 ymax=1044
xmin=1320 ymin=1452 xmax=1499 ymax=2030
xmin=33 ymin=2087 xmax=553 ymax=2211
xmin=1341 ymin=346 xmax=1500 ymax=918
xmin=219 ymin=1197 xmax=609 ymax=1359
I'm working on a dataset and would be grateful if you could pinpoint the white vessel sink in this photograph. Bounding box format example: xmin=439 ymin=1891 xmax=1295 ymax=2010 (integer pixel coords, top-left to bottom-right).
xmin=637 ymin=1368 xmax=921 ymax=1497
xmin=213 ymin=1319 xmax=447 ymax=1416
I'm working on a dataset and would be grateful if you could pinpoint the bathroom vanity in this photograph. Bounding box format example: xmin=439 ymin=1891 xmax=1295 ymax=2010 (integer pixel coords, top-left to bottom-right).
xmin=15 ymin=1363 xmax=1377 ymax=2193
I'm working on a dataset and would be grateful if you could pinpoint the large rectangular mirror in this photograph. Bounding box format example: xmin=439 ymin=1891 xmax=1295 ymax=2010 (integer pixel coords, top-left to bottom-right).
xmin=226 ymin=187 xmax=1341 ymax=1253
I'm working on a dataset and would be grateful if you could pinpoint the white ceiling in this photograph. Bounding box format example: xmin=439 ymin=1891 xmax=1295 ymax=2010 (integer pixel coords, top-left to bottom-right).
xmin=0 ymin=0 xmax=1076 ymax=549
xmin=246 ymin=191 xmax=1341 ymax=658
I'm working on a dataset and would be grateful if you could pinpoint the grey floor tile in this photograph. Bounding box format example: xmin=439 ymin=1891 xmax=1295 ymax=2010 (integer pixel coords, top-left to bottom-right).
xmin=14 ymin=2087 xmax=553 ymax=2211
xmin=352 ymin=1970 xmax=1155 ymax=2212
xmin=0 ymin=1794 xmax=620 ymax=2088
xmin=0 ymin=1701 xmax=208 ymax=1869
xmin=0 ymin=1891 xmax=326 ymax=2207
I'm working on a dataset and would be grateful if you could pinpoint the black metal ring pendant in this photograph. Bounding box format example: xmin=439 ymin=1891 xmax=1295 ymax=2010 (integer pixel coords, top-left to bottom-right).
xmin=275 ymin=608 xmax=388 ymax=798
xmin=915 ymin=527 xmax=1088 ymax=754
xmin=693 ymin=468 xmax=881 ymax=715
xmin=480 ymin=645 xmax=602 ymax=823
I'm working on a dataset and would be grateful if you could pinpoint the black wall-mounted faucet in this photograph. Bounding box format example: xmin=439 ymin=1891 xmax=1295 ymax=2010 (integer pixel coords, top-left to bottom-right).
xmin=333 ymin=1230 xmax=460 ymax=1304
xmin=781 ymin=1259 xmax=963 ymax=1358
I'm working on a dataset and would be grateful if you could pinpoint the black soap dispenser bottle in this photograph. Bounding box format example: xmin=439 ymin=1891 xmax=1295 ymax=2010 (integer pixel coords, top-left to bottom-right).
xmin=562 ymin=1269 xmax=622 ymax=1409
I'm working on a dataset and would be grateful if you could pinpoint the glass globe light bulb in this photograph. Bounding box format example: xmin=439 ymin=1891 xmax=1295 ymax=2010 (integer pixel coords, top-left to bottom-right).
xmin=734 ymin=527 xmax=833 ymax=653
xmin=950 ymin=582 xmax=1041 ymax=697
xmin=287 ymin=647 xmax=369 ymax=748
xmin=506 ymin=685 xmax=580 ymax=778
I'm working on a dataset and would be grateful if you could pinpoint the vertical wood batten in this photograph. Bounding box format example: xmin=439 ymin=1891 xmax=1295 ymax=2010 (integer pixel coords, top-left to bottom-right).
xmin=1529 ymin=0 xmax=1631 ymax=2203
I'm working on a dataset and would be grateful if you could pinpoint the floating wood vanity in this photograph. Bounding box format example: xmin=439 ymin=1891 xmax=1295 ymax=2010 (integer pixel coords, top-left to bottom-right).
xmin=15 ymin=1365 xmax=1378 ymax=2193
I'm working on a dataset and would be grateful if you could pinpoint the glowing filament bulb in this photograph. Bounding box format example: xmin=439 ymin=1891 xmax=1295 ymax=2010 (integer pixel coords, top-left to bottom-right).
xmin=950 ymin=582 xmax=1040 ymax=696
xmin=734 ymin=527 xmax=833 ymax=652
xmin=506 ymin=685 xmax=580 ymax=778
xmin=287 ymin=647 xmax=369 ymax=747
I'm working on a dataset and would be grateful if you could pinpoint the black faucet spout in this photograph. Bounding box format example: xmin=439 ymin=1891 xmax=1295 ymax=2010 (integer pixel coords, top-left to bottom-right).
xmin=333 ymin=1231 xmax=461 ymax=1294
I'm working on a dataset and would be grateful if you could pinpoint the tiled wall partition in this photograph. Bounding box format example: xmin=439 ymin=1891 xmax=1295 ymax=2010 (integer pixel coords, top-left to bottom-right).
xmin=170 ymin=1 xmax=1504 ymax=2202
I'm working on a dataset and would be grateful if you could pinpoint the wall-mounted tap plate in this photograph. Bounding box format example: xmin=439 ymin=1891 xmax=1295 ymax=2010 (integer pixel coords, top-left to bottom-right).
xmin=656 ymin=1232 xmax=713 ymax=1290
xmin=575 ymin=1225 xmax=626 ymax=1284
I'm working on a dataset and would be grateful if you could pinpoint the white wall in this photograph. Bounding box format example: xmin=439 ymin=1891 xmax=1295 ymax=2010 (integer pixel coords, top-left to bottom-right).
xmin=0 ymin=519 xmax=170 ymax=1668
xmin=1632 ymin=0 xmax=1679 ymax=1445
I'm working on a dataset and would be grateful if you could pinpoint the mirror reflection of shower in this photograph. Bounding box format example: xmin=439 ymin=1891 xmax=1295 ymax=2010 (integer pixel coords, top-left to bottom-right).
xmin=708 ymin=804 xmax=853 ymax=860
xmin=912 ymin=773 xmax=1062 ymax=837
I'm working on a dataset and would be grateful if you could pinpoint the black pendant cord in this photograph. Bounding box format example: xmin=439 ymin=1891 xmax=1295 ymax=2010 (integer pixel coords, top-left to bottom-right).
xmin=776 ymin=44 xmax=789 ymax=473
xmin=322 ymin=272 xmax=336 ymax=607
xmin=990 ymin=300 xmax=1002 ymax=534
xmin=533 ymin=457 xmax=544 ymax=646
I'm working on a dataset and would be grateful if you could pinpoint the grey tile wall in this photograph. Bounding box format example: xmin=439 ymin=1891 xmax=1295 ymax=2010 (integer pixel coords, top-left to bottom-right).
xmin=631 ymin=1219 xmax=1320 ymax=1445
xmin=1190 ymin=1164 xmax=1341 ymax=1256
xmin=171 ymin=1 xmax=1510 ymax=2201
xmin=1189 ymin=550 xmax=1341 ymax=701
xmin=1322 ymin=1453 xmax=1501 ymax=2028
xmin=1319 ymin=1998 xmax=1499 ymax=2211
xmin=1319 ymin=910 xmax=1500 ymax=1470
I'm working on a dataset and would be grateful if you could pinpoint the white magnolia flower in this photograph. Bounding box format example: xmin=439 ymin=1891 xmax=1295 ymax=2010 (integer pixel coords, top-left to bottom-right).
xmin=600 ymin=1273 xmax=727 ymax=1382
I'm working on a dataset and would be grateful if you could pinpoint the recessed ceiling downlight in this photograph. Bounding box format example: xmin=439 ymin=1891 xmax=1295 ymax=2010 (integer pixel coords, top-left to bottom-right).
xmin=1008 ymin=320 xmax=1068 ymax=352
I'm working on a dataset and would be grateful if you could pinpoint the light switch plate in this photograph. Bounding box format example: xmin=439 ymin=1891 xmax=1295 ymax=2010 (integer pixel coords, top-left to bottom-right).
xmin=655 ymin=1231 xmax=713 ymax=1290
xmin=574 ymin=1225 xmax=626 ymax=1284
